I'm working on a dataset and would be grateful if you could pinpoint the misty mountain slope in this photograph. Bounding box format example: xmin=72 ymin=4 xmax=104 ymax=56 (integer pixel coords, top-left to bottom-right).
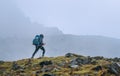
xmin=0 ymin=0 xmax=62 ymax=61
xmin=0 ymin=0 xmax=63 ymax=37
xmin=1 ymin=35 xmax=120 ymax=61
xmin=0 ymin=0 xmax=120 ymax=61
xmin=45 ymin=35 xmax=120 ymax=58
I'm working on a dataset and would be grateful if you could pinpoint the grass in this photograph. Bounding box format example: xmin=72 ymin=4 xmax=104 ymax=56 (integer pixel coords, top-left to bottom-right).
xmin=0 ymin=55 xmax=118 ymax=76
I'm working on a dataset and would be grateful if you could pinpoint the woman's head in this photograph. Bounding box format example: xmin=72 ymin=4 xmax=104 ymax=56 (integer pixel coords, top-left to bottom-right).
xmin=40 ymin=34 xmax=44 ymax=38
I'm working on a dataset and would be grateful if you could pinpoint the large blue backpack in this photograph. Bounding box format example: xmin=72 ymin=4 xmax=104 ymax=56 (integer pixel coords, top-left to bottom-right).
xmin=33 ymin=35 xmax=41 ymax=45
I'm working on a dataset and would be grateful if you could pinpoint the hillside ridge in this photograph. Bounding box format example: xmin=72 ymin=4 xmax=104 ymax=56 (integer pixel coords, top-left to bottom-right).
xmin=0 ymin=53 xmax=120 ymax=76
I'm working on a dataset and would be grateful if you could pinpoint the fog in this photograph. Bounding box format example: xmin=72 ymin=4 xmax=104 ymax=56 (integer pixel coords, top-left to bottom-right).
xmin=0 ymin=0 xmax=120 ymax=61
xmin=0 ymin=0 xmax=63 ymax=37
xmin=0 ymin=0 xmax=63 ymax=60
xmin=16 ymin=0 xmax=120 ymax=38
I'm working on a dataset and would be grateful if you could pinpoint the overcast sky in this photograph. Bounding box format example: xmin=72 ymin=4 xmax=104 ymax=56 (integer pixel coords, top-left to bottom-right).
xmin=16 ymin=0 xmax=120 ymax=38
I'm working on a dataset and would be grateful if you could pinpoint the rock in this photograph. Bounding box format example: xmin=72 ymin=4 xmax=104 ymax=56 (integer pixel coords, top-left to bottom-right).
xmin=92 ymin=65 xmax=102 ymax=71
xmin=90 ymin=59 xmax=97 ymax=65
xmin=69 ymin=57 xmax=83 ymax=68
xmin=43 ymin=74 xmax=54 ymax=76
xmin=41 ymin=65 xmax=54 ymax=72
xmin=70 ymin=58 xmax=78 ymax=65
xmin=76 ymin=57 xmax=90 ymax=64
xmin=20 ymin=68 xmax=25 ymax=73
xmin=92 ymin=56 xmax=104 ymax=60
xmin=69 ymin=56 xmax=94 ymax=68
xmin=113 ymin=57 xmax=120 ymax=62
xmin=58 ymin=61 xmax=66 ymax=67
xmin=65 ymin=53 xmax=74 ymax=57
xmin=70 ymin=64 xmax=79 ymax=68
xmin=107 ymin=63 xmax=120 ymax=75
xmin=0 ymin=61 xmax=4 ymax=64
xmin=12 ymin=62 xmax=21 ymax=70
xmin=71 ymin=57 xmax=91 ymax=64
xmin=39 ymin=60 xmax=53 ymax=67
xmin=65 ymin=53 xmax=84 ymax=58
xmin=52 ymin=67 xmax=60 ymax=72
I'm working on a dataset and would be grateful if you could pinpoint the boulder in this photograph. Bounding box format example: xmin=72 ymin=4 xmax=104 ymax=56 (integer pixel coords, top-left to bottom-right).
xmin=92 ymin=65 xmax=102 ymax=71
xmin=76 ymin=57 xmax=90 ymax=64
xmin=107 ymin=63 xmax=120 ymax=75
xmin=70 ymin=57 xmax=91 ymax=64
xmin=39 ymin=60 xmax=53 ymax=67
xmin=65 ymin=53 xmax=74 ymax=57
xmin=65 ymin=53 xmax=84 ymax=58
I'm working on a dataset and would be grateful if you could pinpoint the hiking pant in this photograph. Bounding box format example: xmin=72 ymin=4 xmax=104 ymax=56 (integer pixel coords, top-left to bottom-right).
xmin=31 ymin=45 xmax=45 ymax=58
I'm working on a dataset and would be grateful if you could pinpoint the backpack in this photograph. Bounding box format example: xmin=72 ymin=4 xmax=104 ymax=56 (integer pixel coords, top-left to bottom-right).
xmin=33 ymin=35 xmax=41 ymax=45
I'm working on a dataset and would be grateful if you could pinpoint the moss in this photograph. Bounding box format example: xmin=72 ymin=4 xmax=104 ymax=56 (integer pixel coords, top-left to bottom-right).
xmin=0 ymin=55 xmax=119 ymax=76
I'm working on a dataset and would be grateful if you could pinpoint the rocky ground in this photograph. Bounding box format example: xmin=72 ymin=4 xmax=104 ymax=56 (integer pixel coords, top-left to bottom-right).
xmin=0 ymin=53 xmax=120 ymax=76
